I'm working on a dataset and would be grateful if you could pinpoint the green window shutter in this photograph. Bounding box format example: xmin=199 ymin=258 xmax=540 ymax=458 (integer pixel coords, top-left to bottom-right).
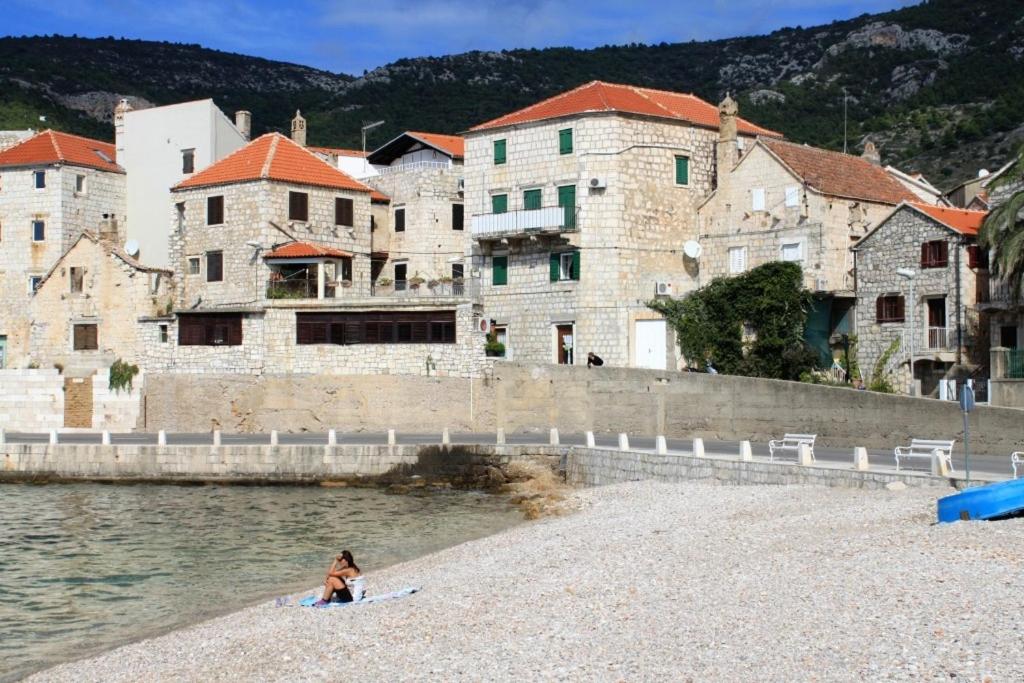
xmin=559 ymin=128 xmax=573 ymax=155
xmin=557 ymin=184 xmax=576 ymax=228
xmin=491 ymin=194 xmax=508 ymax=214
xmin=675 ymin=156 xmax=689 ymax=185
xmin=494 ymin=139 xmax=506 ymax=165
xmin=492 ymin=255 xmax=508 ymax=286
xmin=549 ymin=252 xmax=559 ymax=282
xmin=571 ymin=250 xmax=581 ymax=280
xmin=523 ymin=189 xmax=542 ymax=210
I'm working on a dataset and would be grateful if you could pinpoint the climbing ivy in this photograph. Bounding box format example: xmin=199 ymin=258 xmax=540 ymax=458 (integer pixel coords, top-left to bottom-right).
xmin=109 ymin=359 xmax=139 ymax=394
xmin=648 ymin=262 xmax=818 ymax=380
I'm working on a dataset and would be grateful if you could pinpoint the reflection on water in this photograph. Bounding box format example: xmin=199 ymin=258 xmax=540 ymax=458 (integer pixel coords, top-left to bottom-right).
xmin=0 ymin=483 xmax=521 ymax=681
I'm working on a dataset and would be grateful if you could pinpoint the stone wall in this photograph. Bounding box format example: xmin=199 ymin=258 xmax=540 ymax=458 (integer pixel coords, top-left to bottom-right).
xmin=0 ymin=367 xmax=142 ymax=430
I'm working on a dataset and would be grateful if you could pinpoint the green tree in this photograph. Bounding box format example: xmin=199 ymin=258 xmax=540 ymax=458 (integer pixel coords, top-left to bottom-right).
xmin=979 ymin=147 xmax=1024 ymax=303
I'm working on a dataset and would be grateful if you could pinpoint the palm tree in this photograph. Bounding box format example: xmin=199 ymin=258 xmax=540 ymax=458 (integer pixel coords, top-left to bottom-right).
xmin=979 ymin=149 xmax=1024 ymax=303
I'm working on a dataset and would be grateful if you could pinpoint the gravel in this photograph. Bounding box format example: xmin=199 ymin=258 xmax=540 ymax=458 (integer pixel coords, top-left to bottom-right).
xmin=27 ymin=482 xmax=1024 ymax=682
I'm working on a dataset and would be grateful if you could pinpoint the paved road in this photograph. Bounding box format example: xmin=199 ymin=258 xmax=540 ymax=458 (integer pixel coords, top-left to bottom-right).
xmin=3 ymin=431 xmax=1013 ymax=478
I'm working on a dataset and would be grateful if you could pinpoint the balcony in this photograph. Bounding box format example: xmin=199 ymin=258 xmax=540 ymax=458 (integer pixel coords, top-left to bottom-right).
xmin=984 ymin=280 xmax=1023 ymax=309
xmin=375 ymin=160 xmax=451 ymax=176
xmin=471 ymin=205 xmax=578 ymax=240
xmin=925 ymin=326 xmax=957 ymax=350
xmin=267 ymin=278 xmax=348 ymax=300
xmin=371 ymin=279 xmax=478 ymax=299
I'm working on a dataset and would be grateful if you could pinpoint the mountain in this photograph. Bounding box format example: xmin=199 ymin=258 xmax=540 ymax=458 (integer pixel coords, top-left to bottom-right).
xmin=2 ymin=0 xmax=1022 ymax=187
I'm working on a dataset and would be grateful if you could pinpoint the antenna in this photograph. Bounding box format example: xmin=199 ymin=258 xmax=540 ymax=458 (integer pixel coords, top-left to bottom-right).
xmin=361 ymin=120 xmax=385 ymax=176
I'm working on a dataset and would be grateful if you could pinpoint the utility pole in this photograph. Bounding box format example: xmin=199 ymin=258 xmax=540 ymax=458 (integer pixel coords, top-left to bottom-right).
xmin=842 ymin=87 xmax=848 ymax=154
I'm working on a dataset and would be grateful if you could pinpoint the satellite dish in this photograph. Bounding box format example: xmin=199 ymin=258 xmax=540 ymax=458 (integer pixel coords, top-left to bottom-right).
xmin=124 ymin=239 xmax=140 ymax=257
xmin=683 ymin=240 xmax=703 ymax=259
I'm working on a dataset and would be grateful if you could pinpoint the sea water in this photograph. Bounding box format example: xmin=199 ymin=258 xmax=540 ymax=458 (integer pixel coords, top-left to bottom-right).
xmin=0 ymin=483 xmax=522 ymax=681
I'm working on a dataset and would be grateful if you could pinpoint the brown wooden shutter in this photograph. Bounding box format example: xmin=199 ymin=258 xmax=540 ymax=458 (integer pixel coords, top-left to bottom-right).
xmin=895 ymin=296 xmax=905 ymax=322
xmin=936 ymin=241 xmax=948 ymax=267
xmin=876 ymin=297 xmax=884 ymax=322
xmin=920 ymin=242 xmax=930 ymax=268
xmin=289 ymin=192 xmax=309 ymax=221
xmin=227 ymin=316 xmax=243 ymax=345
xmin=335 ymin=198 xmax=354 ymax=226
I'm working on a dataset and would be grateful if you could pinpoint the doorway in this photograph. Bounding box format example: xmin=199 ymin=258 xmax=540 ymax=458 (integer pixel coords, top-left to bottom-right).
xmin=926 ymin=297 xmax=946 ymax=349
xmin=634 ymin=319 xmax=667 ymax=369
xmin=554 ymin=323 xmax=574 ymax=364
xmin=1001 ymin=325 xmax=1019 ymax=349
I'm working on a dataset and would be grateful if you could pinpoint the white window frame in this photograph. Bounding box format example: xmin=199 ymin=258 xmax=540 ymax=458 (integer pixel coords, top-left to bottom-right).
xmin=784 ymin=185 xmax=800 ymax=208
xmin=31 ymin=220 xmax=45 ymax=242
xmin=728 ymin=246 xmax=747 ymax=274
xmin=493 ymin=324 xmax=510 ymax=360
xmin=559 ymin=252 xmax=574 ymax=281
xmin=28 ymin=276 xmax=42 ymax=293
xmin=33 ymin=170 xmax=46 ymax=190
xmin=187 ymin=257 xmax=201 ymax=275
xmin=75 ymin=174 xmax=87 ymax=195
xmin=780 ymin=241 xmax=804 ymax=263
xmin=751 ymin=188 xmax=766 ymax=212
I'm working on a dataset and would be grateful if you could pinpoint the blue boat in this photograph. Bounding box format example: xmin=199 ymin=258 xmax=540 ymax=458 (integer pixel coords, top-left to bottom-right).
xmin=937 ymin=478 xmax=1024 ymax=523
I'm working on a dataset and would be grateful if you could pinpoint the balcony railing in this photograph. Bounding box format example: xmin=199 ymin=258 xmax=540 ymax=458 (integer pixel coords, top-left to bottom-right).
xmin=375 ymin=160 xmax=451 ymax=176
xmin=925 ymin=326 xmax=957 ymax=350
xmin=471 ymin=205 xmax=578 ymax=238
xmin=988 ymin=280 xmax=1023 ymax=307
xmin=371 ymin=280 xmax=477 ymax=298
xmin=266 ymin=279 xmax=339 ymax=299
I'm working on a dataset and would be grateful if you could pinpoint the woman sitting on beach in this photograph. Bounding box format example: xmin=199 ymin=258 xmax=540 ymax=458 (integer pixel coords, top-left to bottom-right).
xmin=314 ymin=550 xmax=365 ymax=606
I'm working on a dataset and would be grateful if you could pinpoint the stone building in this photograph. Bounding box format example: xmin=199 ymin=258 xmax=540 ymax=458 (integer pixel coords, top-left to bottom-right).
xmin=0 ymin=130 xmax=126 ymax=367
xmin=853 ymin=202 xmax=988 ymax=397
xmin=463 ymin=81 xmax=778 ymax=368
xmin=29 ymin=230 xmax=173 ymax=372
xmin=698 ymin=131 xmax=918 ymax=364
xmin=363 ymin=131 xmax=467 ymax=292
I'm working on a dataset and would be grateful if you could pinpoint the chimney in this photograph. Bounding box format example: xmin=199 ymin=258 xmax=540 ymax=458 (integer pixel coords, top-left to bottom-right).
xmin=716 ymin=94 xmax=739 ymax=190
xmin=114 ymin=98 xmax=133 ymax=163
xmin=291 ymin=110 xmax=307 ymax=147
xmin=861 ymin=140 xmax=881 ymax=166
xmin=235 ymin=110 xmax=252 ymax=141
xmin=98 ymin=213 xmax=120 ymax=244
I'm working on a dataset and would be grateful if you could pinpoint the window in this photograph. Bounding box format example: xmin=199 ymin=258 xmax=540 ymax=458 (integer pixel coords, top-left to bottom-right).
xmin=452 ymin=204 xmax=464 ymax=230
xmin=728 ymin=246 xmax=746 ymax=274
xmin=921 ymin=240 xmax=949 ymax=268
xmin=75 ymin=174 xmax=86 ymax=194
xmin=550 ymin=251 xmax=580 ymax=281
xmin=159 ymin=325 xmax=169 ymax=343
xmin=188 ymin=257 xmax=201 ymax=275
xmin=28 ymin=276 xmax=42 ymax=293
xmin=70 ymin=267 xmax=84 ymax=293
xmin=559 ymin=128 xmax=573 ymax=155
xmin=451 ymin=263 xmax=464 ymax=280
xmin=492 ymin=255 xmax=508 ymax=286
xmin=34 ymin=170 xmax=46 ymax=189
xmin=967 ymin=245 xmax=989 ymax=269
xmin=751 ymin=188 xmax=766 ymax=211
xmin=557 ymin=185 xmax=576 ymax=228
xmin=394 ymin=207 xmax=406 ymax=232
xmin=785 ymin=185 xmax=800 ymax=208
xmin=73 ymin=324 xmax=98 ymax=351
xmin=207 ymin=195 xmax=224 ymax=225
xmin=674 ymin=156 xmax=689 ymax=186
xmin=182 ymin=149 xmax=195 ymax=174
xmin=493 ymin=139 xmax=506 ymax=165
xmin=780 ymin=242 xmax=803 ymax=262
xmin=288 ymin=191 xmax=309 ymax=222
xmin=491 ymin=194 xmax=508 ymax=214
xmin=876 ymin=295 xmax=905 ymax=323
xmin=175 ymin=202 xmax=186 ymax=232
xmin=177 ymin=313 xmax=243 ymax=346
xmin=335 ymin=197 xmax=354 ymax=226
xmin=206 ymin=251 xmax=223 ymax=282
xmin=32 ymin=220 xmax=45 ymax=242
xmin=394 ymin=262 xmax=407 ymax=290
xmin=523 ymin=189 xmax=542 ymax=211
xmin=492 ymin=325 xmax=508 ymax=358
xmin=296 ymin=311 xmax=456 ymax=345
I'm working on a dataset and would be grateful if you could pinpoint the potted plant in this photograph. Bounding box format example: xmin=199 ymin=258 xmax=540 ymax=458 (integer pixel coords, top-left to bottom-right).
xmin=484 ymin=331 xmax=505 ymax=357
xmin=409 ymin=272 xmax=426 ymax=289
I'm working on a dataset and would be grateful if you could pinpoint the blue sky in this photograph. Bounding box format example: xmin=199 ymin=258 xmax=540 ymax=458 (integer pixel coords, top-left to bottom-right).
xmin=5 ymin=0 xmax=919 ymax=75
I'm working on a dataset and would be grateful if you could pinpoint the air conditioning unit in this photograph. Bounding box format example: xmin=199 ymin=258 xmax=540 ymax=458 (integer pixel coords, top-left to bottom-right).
xmin=589 ymin=177 xmax=607 ymax=189
xmin=655 ymin=281 xmax=673 ymax=297
xmin=815 ymin=277 xmax=828 ymax=291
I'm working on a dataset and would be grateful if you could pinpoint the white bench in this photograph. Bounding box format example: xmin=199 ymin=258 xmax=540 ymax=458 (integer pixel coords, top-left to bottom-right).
xmin=1012 ymin=452 xmax=1024 ymax=479
xmin=894 ymin=439 xmax=955 ymax=473
xmin=768 ymin=434 xmax=816 ymax=462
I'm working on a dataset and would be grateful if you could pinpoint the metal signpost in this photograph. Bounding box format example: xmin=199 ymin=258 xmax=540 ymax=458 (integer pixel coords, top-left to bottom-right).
xmin=959 ymin=383 xmax=975 ymax=485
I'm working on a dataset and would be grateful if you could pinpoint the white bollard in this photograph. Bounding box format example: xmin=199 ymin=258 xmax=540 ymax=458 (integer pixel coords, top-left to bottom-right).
xmin=442 ymin=428 xmax=451 ymax=446
xmin=496 ymin=428 xmax=505 ymax=445
xmin=656 ymin=435 xmax=668 ymax=455
xmin=618 ymin=433 xmax=630 ymax=451
xmin=212 ymin=430 xmax=221 ymax=447
xmin=931 ymin=449 xmax=951 ymax=477
xmin=797 ymin=443 xmax=813 ymax=466
xmin=158 ymin=430 xmax=167 ymax=446
xmin=102 ymin=430 xmax=111 ymax=445
xmin=270 ymin=430 xmax=279 ymax=446
xmin=328 ymin=429 xmax=337 ymax=446
xmin=853 ymin=447 xmax=869 ymax=471
xmin=692 ymin=438 xmax=705 ymax=458
xmin=585 ymin=431 xmax=595 ymax=448
xmin=739 ymin=440 xmax=753 ymax=461
xmin=387 ymin=429 xmax=396 ymax=446
xmin=549 ymin=428 xmax=560 ymax=446
xmin=49 ymin=430 xmax=58 ymax=445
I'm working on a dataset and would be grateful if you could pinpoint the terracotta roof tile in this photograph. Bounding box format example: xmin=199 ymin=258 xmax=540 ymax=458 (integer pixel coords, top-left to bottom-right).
xmin=761 ymin=138 xmax=918 ymax=205
xmin=909 ymin=202 xmax=987 ymax=235
xmin=406 ymin=132 xmax=464 ymax=158
xmin=263 ymin=241 xmax=353 ymax=259
xmin=370 ymin=190 xmax=390 ymax=203
xmin=0 ymin=130 xmax=121 ymax=173
xmin=469 ymin=81 xmax=780 ymax=137
xmin=309 ymin=146 xmax=368 ymax=158
xmin=174 ymin=133 xmax=372 ymax=193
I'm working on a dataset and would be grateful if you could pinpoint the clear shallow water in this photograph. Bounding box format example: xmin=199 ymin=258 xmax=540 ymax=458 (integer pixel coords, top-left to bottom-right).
xmin=0 ymin=483 xmax=522 ymax=682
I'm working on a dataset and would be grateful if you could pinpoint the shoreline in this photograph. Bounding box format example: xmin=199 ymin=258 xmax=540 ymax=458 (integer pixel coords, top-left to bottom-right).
xmin=25 ymin=480 xmax=1024 ymax=681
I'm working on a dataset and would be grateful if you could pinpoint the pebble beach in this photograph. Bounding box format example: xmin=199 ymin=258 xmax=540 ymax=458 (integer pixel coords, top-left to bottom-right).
xmin=27 ymin=481 xmax=1024 ymax=682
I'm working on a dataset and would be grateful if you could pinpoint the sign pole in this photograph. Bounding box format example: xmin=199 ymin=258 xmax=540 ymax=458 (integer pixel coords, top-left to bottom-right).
xmin=959 ymin=384 xmax=975 ymax=486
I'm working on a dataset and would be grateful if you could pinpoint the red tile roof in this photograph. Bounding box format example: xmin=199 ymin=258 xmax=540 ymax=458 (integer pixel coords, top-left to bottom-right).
xmin=175 ymin=133 xmax=372 ymax=193
xmin=469 ymin=81 xmax=780 ymax=137
xmin=370 ymin=190 xmax=390 ymax=203
xmin=910 ymin=202 xmax=987 ymax=235
xmin=406 ymin=131 xmax=465 ymax=159
xmin=0 ymin=129 xmax=121 ymax=173
xmin=263 ymin=242 xmax=353 ymax=259
xmin=761 ymin=138 xmax=918 ymax=205
xmin=309 ymin=146 xmax=368 ymax=158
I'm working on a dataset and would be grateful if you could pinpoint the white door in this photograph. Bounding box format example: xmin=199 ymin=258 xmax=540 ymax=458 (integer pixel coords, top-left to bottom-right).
xmin=634 ymin=320 xmax=667 ymax=369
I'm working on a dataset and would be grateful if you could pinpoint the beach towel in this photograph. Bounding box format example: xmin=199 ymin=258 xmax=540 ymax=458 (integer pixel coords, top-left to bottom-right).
xmin=297 ymin=587 xmax=420 ymax=608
